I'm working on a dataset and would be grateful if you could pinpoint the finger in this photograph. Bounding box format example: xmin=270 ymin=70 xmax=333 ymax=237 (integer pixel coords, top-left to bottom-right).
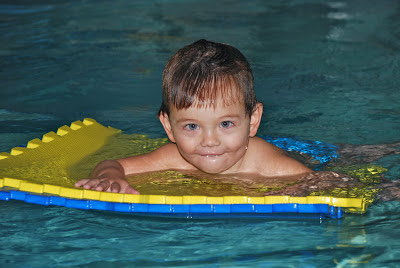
xmin=110 ymin=182 xmax=121 ymax=193
xmin=95 ymin=180 xmax=110 ymax=192
xmin=123 ymin=185 xmax=140 ymax=195
xmin=75 ymin=178 xmax=90 ymax=187
xmin=82 ymin=178 xmax=101 ymax=190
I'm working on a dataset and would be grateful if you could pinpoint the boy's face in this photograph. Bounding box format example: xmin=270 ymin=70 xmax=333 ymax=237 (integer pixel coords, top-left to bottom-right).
xmin=160 ymin=98 xmax=262 ymax=174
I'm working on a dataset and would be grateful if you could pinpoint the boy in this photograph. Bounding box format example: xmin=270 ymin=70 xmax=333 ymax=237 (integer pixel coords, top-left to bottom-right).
xmin=75 ymin=39 xmax=312 ymax=194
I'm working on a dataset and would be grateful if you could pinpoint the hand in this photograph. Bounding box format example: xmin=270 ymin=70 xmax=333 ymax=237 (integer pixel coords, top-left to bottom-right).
xmin=374 ymin=179 xmax=400 ymax=202
xmin=75 ymin=176 xmax=140 ymax=194
xmin=264 ymin=171 xmax=362 ymax=197
xmin=74 ymin=160 xmax=140 ymax=194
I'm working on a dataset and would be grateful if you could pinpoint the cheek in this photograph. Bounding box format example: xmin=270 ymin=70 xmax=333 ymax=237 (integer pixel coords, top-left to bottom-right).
xmin=174 ymin=135 xmax=197 ymax=154
xmin=228 ymin=139 xmax=248 ymax=152
xmin=224 ymin=130 xmax=250 ymax=150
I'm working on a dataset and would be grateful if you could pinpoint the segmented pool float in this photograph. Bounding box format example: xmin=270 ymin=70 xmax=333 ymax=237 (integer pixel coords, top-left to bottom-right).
xmin=0 ymin=119 xmax=369 ymax=219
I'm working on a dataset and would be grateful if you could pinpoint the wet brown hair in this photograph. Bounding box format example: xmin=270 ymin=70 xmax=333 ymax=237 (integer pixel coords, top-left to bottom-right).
xmin=158 ymin=39 xmax=258 ymax=116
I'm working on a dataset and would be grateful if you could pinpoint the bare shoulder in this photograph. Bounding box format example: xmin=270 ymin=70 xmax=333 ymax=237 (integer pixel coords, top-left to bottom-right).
xmin=246 ymin=137 xmax=312 ymax=176
xmin=118 ymin=143 xmax=194 ymax=175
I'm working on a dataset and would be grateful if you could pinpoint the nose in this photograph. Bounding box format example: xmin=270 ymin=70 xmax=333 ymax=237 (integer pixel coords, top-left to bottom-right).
xmin=200 ymin=129 xmax=220 ymax=147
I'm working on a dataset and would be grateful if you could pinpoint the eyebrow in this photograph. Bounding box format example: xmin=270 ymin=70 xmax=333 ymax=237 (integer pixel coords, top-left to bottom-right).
xmin=175 ymin=118 xmax=195 ymax=124
xmin=219 ymin=114 xmax=242 ymax=119
xmin=174 ymin=113 xmax=242 ymax=124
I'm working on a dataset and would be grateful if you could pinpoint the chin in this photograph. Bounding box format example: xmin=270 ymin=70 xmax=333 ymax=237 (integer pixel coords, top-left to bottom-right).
xmin=184 ymin=154 xmax=235 ymax=174
xmin=197 ymin=165 xmax=228 ymax=174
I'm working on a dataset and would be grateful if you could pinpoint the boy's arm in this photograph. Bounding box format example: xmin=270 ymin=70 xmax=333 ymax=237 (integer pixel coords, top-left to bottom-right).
xmin=75 ymin=143 xmax=192 ymax=193
xmin=118 ymin=143 xmax=188 ymax=176
xmin=74 ymin=159 xmax=140 ymax=194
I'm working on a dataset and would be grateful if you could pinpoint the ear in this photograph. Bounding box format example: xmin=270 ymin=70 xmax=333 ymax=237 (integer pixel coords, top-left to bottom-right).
xmin=249 ymin=102 xmax=263 ymax=137
xmin=158 ymin=112 xmax=176 ymax=143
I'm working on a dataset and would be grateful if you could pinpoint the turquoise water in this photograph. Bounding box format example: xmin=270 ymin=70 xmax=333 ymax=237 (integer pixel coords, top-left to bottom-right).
xmin=1 ymin=0 xmax=400 ymax=266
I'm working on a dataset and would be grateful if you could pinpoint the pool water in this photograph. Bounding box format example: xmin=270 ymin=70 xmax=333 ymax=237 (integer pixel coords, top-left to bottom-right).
xmin=1 ymin=0 xmax=400 ymax=266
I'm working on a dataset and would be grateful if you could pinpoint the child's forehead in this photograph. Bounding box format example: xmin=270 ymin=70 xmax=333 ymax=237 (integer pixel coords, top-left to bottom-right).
xmin=172 ymin=96 xmax=246 ymax=114
xmin=189 ymin=80 xmax=245 ymax=108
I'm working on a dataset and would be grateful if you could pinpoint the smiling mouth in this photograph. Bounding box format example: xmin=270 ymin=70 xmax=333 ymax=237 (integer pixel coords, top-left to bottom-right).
xmin=200 ymin=153 xmax=223 ymax=157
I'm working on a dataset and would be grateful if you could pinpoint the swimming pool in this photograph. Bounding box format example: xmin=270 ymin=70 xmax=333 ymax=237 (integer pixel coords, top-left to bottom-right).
xmin=1 ymin=0 xmax=400 ymax=266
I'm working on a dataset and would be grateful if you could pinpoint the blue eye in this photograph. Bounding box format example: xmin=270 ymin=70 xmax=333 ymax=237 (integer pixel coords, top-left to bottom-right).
xmin=220 ymin=121 xmax=233 ymax=128
xmin=186 ymin=124 xmax=198 ymax=130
